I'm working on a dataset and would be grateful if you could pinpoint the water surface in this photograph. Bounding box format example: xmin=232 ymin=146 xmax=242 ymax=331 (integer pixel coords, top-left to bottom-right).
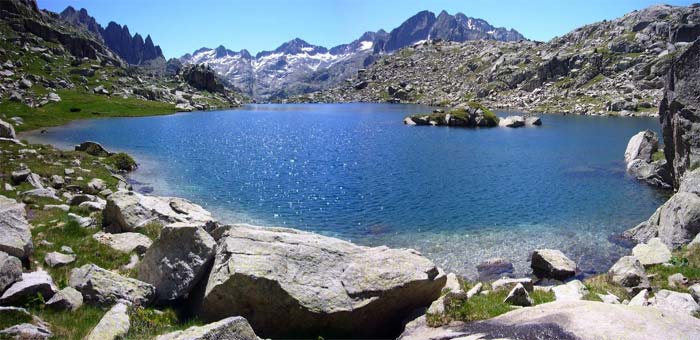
xmin=27 ymin=104 xmax=666 ymax=277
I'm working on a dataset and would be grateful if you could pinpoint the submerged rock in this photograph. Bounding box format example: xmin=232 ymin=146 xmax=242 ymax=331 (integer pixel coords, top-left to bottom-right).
xmin=196 ymin=224 xmax=445 ymax=339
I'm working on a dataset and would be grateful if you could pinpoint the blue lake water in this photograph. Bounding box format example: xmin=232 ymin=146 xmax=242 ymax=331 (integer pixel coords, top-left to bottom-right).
xmin=27 ymin=103 xmax=667 ymax=277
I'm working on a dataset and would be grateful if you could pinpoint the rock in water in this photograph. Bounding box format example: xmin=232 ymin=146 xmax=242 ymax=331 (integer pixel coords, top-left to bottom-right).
xmin=624 ymin=130 xmax=658 ymax=164
xmin=103 ymin=190 xmax=216 ymax=233
xmin=137 ymin=223 xmax=215 ymax=302
xmin=86 ymin=303 xmax=130 ymax=340
xmin=196 ymin=224 xmax=445 ymax=339
xmin=504 ymin=283 xmax=533 ymax=306
xmin=530 ymin=249 xmax=577 ymax=280
xmin=0 ymin=271 xmax=57 ymax=305
xmin=0 ymin=195 xmax=33 ymax=261
xmin=74 ymin=141 xmax=113 ymax=157
xmin=155 ymin=317 xmax=260 ymax=340
xmin=625 ymin=191 xmax=700 ymax=248
xmin=660 ymin=39 xmax=700 ymax=187
xmin=498 ymin=115 xmax=525 ymax=128
xmin=0 ymin=251 xmax=22 ymax=293
xmin=45 ymin=287 xmax=83 ymax=311
xmin=608 ymin=256 xmax=650 ymax=292
xmin=632 ymin=238 xmax=671 ymax=266
xmin=69 ymin=264 xmax=155 ymax=306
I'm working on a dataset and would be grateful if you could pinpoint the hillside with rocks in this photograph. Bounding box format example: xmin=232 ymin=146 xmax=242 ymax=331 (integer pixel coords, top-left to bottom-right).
xmin=0 ymin=0 xmax=245 ymax=132
xmin=180 ymin=10 xmax=525 ymax=100
xmin=300 ymin=4 xmax=700 ymax=117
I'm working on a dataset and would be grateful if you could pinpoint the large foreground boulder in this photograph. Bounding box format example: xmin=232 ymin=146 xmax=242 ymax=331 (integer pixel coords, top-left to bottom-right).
xmin=102 ymin=190 xmax=217 ymax=233
xmin=196 ymin=224 xmax=445 ymax=339
xmin=625 ymin=190 xmax=700 ymax=248
xmin=399 ymin=300 xmax=700 ymax=340
xmin=137 ymin=223 xmax=215 ymax=302
xmin=0 ymin=195 xmax=33 ymax=261
xmin=69 ymin=264 xmax=155 ymax=306
xmin=155 ymin=317 xmax=259 ymax=340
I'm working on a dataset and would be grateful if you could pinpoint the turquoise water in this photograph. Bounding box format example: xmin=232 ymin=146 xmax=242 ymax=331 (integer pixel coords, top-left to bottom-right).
xmin=28 ymin=104 xmax=667 ymax=277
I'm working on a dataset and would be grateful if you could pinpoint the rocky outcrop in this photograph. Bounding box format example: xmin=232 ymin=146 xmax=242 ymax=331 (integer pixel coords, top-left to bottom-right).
xmin=155 ymin=317 xmax=260 ymax=340
xmin=659 ymin=39 xmax=700 ymax=188
xmin=196 ymin=224 xmax=445 ymax=339
xmin=182 ymin=64 xmax=225 ymax=93
xmin=623 ymin=130 xmax=672 ymax=189
xmin=624 ymin=130 xmax=658 ymax=164
xmin=102 ymin=190 xmax=217 ymax=233
xmin=69 ymin=264 xmax=155 ymax=306
xmin=0 ymin=195 xmax=33 ymax=262
xmin=399 ymin=300 xmax=700 ymax=340
xmin=625 ymin=170 xmax=700 ymax=248
xmin=530 ymin=249 xmax=577 ymax=280
xmin=137 ymin=223 xmax=215 ymax=302
xmin=404 ymin=105 xmax=499 ymax=128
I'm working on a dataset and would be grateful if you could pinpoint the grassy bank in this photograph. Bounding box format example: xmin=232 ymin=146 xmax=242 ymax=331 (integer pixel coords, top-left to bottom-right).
xmin=1 ymin=90 xmax=178 ymax=133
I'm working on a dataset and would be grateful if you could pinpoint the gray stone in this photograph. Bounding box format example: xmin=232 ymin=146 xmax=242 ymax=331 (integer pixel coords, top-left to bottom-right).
xmin=0 ymin=271 xmax=57 ymax=305
xmin=492 ymin=277 xmax=534 ymax=292
xmin=79 ymin=200 xmax=106 ymax=211
xmin=45 ymin=287 xmax=83 ymax=311
xmin=69 ymin=264 xmax=155 ymax=306
xmin=624 ymin=130 xmax=658 ymax=164
xmin=68 ymin=213 xmax=94 ymax=228
xmin=552 ymin=280 xmax=588 ymax=301
xmin=0 ymin=323 xmax=52 ymax=339
xmin=629 ymin=289 xmax=650 ymax=306
xmin=21 ymin=188 xmax=59 ymax=201
xmin=0 ymin=119 xmax=16 ymax=139
xmin=87 ymin=178 xmax=106 ymax=194
xmin=525 ymin=116 xmax=542 ymax=126
xmin=668 ymin=273 xmax=689 ymax=288
xmin=44 ymin=251 xmax=76 ymax=268
xmin=504 ymin=282 xmax=533 ymax=306
xmin=75 ymin=141 xmax=112 ymax=157
xmin=625 ymin=192 xmax=700 ymax=248
xmin=399 ymin=300 xmax=700 ymax=340
xmin=597 ymin=292 xmax=621 ymax=304
xmin=608 ymin=256 xmax=650 ymax=292
xmin=0 ymin=251 xmax=22 ymax=293
xmin=50 ymin=175 xmax=64 ymax=189
xmin=92 ymin=231 xmax=152 ymax=255
xmin=85 ymin=303 xmax=129 ymax=340
xmin=0 ymin=195 xmax=33 ymax=261
xmin=632 ymin=238 xmax=672 ymax=266
xmin=531 ymin=249 xmax=577 ymax=280
xmin=154 ymin=316 xmax=260 ymax=340
xmin=43 ymin=204 xmax=69 ymax=212
xmin=689 ymin=283 xmax=700 ymax=303
xmin=498 ymin=115 xmax=525 ymax=128
xmin=137 ymin=223 xmax=215 ymax=302
xmin=103 ymin=190 xmax=216 ymax=233
xmin=652 ymin=290 xmax=700 ymax=316
xmin=427 ymin=272 xmax=465 ymax=315
xmin=196 ymin=224 xmax=445 ymax=339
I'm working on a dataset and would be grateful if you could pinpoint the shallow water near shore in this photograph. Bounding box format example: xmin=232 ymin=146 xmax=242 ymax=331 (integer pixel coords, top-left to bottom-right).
xmin=26 ymin=103 xmax=667 ymax=278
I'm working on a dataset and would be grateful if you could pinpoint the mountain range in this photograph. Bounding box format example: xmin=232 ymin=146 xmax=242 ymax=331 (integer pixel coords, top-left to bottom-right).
xmin=59 ymin=6 xmax=165 ymax=66
xmin=180 ymin=10 xmax=526 ymax=100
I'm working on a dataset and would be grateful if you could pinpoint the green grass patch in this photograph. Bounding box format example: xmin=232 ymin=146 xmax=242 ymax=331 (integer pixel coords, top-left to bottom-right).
xmin=652 ymin=150 xmax=665 ymax=162
xmin=123 ymin=306 xmax=202 ymax=339
xmin=29 ymin=305 xmax=106 ymax=340
xmin=138 ymin=222 xmax=164 ymax=241
xmin=583 ymin=274 xmax=630 ymax=301
xmin=646 ymin=246 xmax=700 ymax=292
xmin=1 ymin=90 xmax=177 ymax=133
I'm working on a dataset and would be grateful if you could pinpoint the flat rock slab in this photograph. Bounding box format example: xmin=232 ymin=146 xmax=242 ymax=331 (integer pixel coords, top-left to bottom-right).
xmin=69 ymin=264 xmax=155 ymax=306
xmin=92 ymin=231 xmax=152 ymax=254
xmin=44 ymin=251 xmax=76 ymax=267
xmin=399 ymin=301 xmax=700 ymax=340
xmin=155 ymin=316 xmax=259 ymax=340
xmin=103 ymin=190 xmax=216 ymax=233
xmin=197 ymin=224 xmax=445 ymax=339
xmin=0 ymin=271 xmax=57 ymax=306
xmin=0 ymin=195 xmax=33 ymax=261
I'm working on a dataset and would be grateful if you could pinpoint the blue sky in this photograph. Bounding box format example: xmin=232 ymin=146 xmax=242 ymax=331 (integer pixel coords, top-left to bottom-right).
xmin=39 ymin=0 xmax=695 ymax=59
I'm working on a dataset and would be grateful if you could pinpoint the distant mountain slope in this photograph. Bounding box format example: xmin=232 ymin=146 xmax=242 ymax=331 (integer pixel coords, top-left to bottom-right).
xmin=301 ymin=4 xmax=700 ymax=117
xmin=180 ymin=10 xmax=525 ymax=100
xmin=59 ymin=6 xmax=164 ymax=66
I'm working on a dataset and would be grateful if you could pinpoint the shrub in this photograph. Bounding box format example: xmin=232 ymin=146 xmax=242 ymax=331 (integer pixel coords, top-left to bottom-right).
xmin=652 ymin=150 xmax=665 ymax=162
xmin=107 ymin=152 xmax=137 ymax=172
